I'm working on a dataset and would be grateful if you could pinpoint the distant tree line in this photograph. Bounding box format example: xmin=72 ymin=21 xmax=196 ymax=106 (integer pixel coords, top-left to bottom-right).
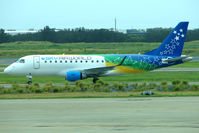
xmin=0 ymin=26 xmax=199 ymax=43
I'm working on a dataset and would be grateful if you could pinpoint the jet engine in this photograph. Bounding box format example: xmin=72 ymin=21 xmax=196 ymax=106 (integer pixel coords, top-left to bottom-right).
xmin=65 ymin=71 xmax=87 ymax=82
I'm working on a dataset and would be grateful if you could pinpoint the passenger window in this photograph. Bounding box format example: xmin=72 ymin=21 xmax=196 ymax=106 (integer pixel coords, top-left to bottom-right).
xmin=45 ymin=61 xmax=47 ymax=63
xmin=55 ymin=60 xmax=57 ymax=63
xmin=75 ymin=60 xmax=78 ymax=63
xmin=60 ymin=60 xmax=62 ymax=63
xmin=85 ymin=60 xmax=88 ymax=63
xmin=65 ymin=60 xmax=67 ymax=63
xmin=91 ymin=60 xmax=94 ymax=63
xmin=80 ymin=60 xmax=83 ymax=63
xmin=96 ymin=60 xmax=99 ymax=63
xmin=50 ymin=60 xmax=52 ymax=63
xmin=70 ymin=60 xmax=72 ymax=63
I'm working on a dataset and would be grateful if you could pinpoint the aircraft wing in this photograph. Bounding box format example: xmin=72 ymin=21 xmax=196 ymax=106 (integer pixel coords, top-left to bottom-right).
xmin=83 ymin=56 xmax=127 ymax=77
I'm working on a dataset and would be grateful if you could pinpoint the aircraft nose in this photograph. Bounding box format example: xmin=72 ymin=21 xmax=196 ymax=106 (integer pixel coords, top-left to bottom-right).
xmin=4 ymin=67 xmax=10 ymax=73
xmin=4 ymin=66 xmax=13 ymax=74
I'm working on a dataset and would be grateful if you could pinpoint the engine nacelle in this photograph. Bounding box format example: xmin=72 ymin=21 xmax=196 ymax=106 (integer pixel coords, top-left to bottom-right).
xmin=65 ymin=71 xmax=86 ymax=82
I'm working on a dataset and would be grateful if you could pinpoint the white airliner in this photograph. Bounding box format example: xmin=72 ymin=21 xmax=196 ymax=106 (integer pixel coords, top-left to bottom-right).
xmin=4 ymin=22 xmax=192 ymax=84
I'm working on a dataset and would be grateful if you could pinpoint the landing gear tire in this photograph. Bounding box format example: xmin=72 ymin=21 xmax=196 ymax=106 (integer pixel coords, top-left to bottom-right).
xmin=26 ymin=73 xmax=32 ymax=85
xmin=27 ymin=81 xmax=32 ymax=85
xmin=93 ymin=77 xmax=99 ymax=83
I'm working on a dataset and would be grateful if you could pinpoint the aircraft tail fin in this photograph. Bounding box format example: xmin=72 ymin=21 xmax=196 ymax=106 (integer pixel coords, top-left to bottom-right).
xmin=144 ymin=22 xmax=189 ymax=56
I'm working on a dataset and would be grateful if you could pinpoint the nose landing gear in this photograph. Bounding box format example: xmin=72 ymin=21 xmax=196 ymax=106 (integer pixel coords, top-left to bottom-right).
xmin=26 ymin=73 xmax=32 ymax=84
xmin=93 ymin=77 xmax=99 ymax=83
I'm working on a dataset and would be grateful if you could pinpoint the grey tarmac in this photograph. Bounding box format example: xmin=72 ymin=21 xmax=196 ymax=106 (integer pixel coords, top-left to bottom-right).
xmin=0 ymin=97 xmax=199 ymax=133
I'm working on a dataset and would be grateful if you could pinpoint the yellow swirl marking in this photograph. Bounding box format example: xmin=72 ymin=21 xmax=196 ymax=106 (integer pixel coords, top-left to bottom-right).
xmin=106 ymin=62 xmax=116 ymax=66
xmin=106 ymin=62 xmax=146 ymax=74
xmin=115 ymin=66 xmax=146 ymax=73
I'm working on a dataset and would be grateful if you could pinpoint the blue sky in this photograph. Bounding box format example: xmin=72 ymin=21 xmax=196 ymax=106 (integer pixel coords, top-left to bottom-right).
xmin=1 ymin=0 xmax=198 ymax=30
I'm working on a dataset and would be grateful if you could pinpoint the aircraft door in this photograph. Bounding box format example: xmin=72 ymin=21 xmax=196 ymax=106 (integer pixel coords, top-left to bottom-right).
xmin=33 ymin=56 xmax=40 ymax=69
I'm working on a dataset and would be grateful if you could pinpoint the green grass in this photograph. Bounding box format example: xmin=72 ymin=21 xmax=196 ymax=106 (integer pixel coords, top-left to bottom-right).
xmin=102 ymin=71 xmax=199 ymax=82
xmin=0 ymin=40 xmax=199 ymax=58
xmin=1 ymin=71 xmax=199 ymax=84
xmin=171 ymin=62 xmax=199 ymax=68
xmin=1 ymin=41 xmax=198 ymax=99
xmin=0 ymin=74 xmax=64 ymax=84
xmin=0 ymin=65 xmax=8 ymax=67
xmin=0 ymin=91 xmax=199 ymax=99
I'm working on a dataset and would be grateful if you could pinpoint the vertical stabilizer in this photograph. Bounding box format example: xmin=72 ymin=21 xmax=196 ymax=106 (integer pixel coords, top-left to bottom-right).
xmin=144 ymin=22 xmax=189 ymax=56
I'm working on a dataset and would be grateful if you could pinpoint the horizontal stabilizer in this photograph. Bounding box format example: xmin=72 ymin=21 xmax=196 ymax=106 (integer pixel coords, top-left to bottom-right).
xmin=162 ymin=55 xmax=192 ymax=64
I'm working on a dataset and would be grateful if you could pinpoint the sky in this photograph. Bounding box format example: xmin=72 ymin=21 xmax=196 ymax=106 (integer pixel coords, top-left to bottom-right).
xmin=0 ymin=0 xmax=199 ymax=30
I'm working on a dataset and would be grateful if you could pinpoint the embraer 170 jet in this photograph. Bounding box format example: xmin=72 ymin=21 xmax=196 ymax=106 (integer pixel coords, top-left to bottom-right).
xmin=4 ymin=22 xmax=192 ymax=84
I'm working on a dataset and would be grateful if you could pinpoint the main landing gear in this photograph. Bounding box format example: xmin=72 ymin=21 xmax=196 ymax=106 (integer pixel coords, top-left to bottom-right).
xmin=26 ymin=73 xmax=32 ymax=85
xmin=93 ymin=77 xmax=99 ymax=83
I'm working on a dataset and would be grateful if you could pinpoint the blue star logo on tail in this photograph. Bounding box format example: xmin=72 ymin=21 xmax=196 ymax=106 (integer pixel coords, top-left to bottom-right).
xmin=144 ymin=22 xmax=188 ymax=57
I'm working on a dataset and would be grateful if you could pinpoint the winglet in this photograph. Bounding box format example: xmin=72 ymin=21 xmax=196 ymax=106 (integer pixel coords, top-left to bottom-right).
xmin=117 ymin=56 xmax=127 ymax=66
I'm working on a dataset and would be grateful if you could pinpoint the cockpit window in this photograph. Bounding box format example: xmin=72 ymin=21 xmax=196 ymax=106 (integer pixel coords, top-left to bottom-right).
xmin=17 ymin=59 xmax=25 ymax=63
xmin=20 ymin=59 xmax=25 ymax=63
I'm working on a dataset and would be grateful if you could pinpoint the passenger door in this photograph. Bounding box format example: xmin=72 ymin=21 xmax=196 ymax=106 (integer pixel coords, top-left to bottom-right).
xmin=33 ymin=56 xmax=40 ymax=69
